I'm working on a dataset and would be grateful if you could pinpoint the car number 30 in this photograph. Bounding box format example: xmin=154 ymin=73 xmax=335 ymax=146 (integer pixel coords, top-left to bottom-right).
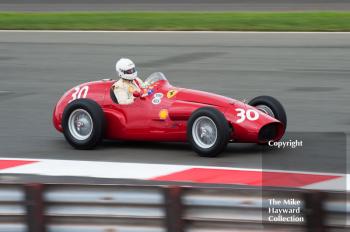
xmin=235 ymin=108 xmax=259 ymax=123
xmin=69 ymin=86 xmax=89 ymax=103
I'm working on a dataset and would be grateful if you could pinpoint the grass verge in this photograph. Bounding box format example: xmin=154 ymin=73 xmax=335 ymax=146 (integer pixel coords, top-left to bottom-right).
xmin=0 ymin=12 xmax=349 ymax=31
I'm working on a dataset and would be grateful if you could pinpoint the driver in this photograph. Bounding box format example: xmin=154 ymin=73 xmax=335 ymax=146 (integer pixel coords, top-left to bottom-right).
xmin=112 ymin=58 xmax=145 ymax=104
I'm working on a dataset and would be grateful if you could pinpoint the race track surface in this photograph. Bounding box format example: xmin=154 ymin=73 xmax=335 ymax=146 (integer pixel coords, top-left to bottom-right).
xmin=0 ymin=31 xmax=349 ymax=174
xmin=0 ymin=0 xmax=350 ymax=11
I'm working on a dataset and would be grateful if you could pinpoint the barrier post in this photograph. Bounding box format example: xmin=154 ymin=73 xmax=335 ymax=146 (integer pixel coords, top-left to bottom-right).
xmin=25 ymin=183 xmax=46 ymax=232
xmin=304 ymin=191 xmax=326 ymax=232
xmin=164 ymin=186 xmax=184 ymax=232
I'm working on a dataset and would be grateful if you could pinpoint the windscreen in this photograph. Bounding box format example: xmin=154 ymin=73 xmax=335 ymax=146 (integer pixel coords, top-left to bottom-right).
xmin=144 ymin=72 xmax=168 ymax=87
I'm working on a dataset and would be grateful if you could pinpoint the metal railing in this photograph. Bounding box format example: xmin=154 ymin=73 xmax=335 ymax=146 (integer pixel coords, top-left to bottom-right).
xmin=0 ymin=183 xmax=348 ymax=232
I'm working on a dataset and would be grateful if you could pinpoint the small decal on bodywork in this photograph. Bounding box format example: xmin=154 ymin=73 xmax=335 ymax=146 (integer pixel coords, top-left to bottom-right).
xmin=167 ymin=90 xmax=178 ymax=98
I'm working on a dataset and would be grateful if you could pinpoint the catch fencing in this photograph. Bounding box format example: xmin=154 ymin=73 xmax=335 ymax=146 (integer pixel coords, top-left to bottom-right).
xmin=0 ymin=183 xmax=348 ymax=232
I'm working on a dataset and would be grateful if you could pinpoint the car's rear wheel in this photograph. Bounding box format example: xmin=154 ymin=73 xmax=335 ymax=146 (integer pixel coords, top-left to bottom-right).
xmin=187 ymin=107 xmax=231 ymax=157
xmin=62 ymin=99 xmax=105 ymax=149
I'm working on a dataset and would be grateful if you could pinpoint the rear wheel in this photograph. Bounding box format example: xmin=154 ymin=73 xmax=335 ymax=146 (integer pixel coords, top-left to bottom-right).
xmin=62 ymin=99 xmax=105 ymax=149
xmin=187 ymin=107 xmax=231 ymax=157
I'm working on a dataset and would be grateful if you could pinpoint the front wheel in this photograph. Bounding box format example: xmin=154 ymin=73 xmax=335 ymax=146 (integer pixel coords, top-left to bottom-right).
xmin=248 ymin=95 xmax=287 ymax=128
xmin=187 ymin=107 xmax=231 ymax=157
xmin=62 ymin=99 xmax=105 ymax=149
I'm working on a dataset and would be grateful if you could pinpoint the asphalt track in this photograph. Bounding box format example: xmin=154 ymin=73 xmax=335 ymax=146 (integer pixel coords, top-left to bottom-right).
xmin=0 ymin=31 xmax=349 ymax=175
xmin=1 ymin=0 xmax=350 ymax=11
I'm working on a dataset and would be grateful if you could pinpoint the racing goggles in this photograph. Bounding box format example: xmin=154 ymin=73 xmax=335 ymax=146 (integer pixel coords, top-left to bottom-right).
xmin=123 ymin=68 xmax=136 ymax=75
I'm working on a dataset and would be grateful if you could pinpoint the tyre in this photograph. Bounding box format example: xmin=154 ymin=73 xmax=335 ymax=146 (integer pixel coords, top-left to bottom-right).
xmin=248 ymin=95 xmax=287 ymax=128
xmin=62 ymin=99 xmax=105 ymax=149
xmin=187 ymin=107 xmax=231 ymax=157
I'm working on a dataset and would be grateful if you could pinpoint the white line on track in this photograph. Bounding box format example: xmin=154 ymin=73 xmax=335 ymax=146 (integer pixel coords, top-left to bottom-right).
xmin=0 ymin=30 xmax=350 ymax=34
xmin=1 ymin=158 xmax=347 ymax=190
xmin=0 ymin=157 xmax=346 ymax=177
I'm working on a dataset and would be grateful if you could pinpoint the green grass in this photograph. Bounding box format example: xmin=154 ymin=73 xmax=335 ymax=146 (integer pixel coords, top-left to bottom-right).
xmin=0 ymin=12 xmax=349 ymax=31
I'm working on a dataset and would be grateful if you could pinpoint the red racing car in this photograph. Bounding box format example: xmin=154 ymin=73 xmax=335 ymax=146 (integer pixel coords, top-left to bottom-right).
xmin=53 ymin=72 xmax=287 ymax=157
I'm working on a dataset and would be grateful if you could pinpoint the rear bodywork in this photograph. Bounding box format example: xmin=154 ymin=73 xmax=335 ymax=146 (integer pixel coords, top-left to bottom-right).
xmin=53 ymin=79 xmax=285 ymax=143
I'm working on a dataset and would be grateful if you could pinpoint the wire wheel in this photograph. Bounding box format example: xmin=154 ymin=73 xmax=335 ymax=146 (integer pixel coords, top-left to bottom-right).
xmin=68 ymin=109 xmax=93 ymax=141
xmin=192 ymin=116 xmax=218 ymax=149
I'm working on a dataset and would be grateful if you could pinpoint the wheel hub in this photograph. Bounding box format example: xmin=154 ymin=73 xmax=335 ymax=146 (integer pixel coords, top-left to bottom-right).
xmin=192 ymin=116 xmax=217 ymax=149
xmin=68 ymin=109 xmax=93 ymax=140
xmin=256 ymin=105 xmax=275 ymax=118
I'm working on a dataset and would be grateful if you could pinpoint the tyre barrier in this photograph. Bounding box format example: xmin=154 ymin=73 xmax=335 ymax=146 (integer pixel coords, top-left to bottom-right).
xmin=0 ymin=183 xmax=348 ymax=232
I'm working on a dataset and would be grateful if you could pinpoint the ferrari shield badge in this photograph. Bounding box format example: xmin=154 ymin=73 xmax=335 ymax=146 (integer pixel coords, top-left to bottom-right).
xmin=167 ymin=90 xmax=178 ymax=98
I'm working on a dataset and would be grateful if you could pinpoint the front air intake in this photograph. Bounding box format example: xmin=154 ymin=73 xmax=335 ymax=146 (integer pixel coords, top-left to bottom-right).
xmin=258 ymin=123 xmax=278 ymax=142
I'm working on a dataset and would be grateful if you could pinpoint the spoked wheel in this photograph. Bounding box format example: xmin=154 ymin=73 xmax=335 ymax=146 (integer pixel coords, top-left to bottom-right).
xmin=187 ymin=107 xmax=231 ymax=157
xmin=255 ymin=105 xmax=275 ymax=118
xmin=248 ymin=95 xmax=287 ymax=144
xmin=62 ymin=99 xmax=105 ymax=149
xmin=248 ymin=95 xmax=287 ymax=128
xmin=68 ymin=109 xmax=94 ymax=141
xmin=192 ymin=116 xmax=218 ymax=149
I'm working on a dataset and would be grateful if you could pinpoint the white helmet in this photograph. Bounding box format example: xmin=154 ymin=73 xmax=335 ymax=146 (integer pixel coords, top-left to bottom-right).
xmin=115 ymin=58 xmax=138 ymax=80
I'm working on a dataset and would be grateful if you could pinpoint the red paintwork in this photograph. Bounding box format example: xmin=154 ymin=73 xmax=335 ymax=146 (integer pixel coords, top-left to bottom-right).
xmin=53 ymin=79 xmax=285 ymax=143
xmin=152 ymin=168 xmax=339 ymax=187
xmin=0 ymin=160 xmax=37 ymax=170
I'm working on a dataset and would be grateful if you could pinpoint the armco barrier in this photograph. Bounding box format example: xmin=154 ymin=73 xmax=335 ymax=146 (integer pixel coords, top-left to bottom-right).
xmin=0 ymin=183 xmax=348 ymax=232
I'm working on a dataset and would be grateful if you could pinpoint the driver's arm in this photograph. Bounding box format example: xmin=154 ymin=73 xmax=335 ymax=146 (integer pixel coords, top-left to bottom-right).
xmin=135 ymin=77 xmax=145 ymax=87
xmin=134 ymin=77 xmax=149 ymax=97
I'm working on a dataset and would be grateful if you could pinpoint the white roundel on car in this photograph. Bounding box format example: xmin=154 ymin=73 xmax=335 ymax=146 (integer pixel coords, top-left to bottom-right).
xmin=152 ymin=92 xmax=163 ymax=105
xmin=154 ymin=93 xmax=164 ymax=98
xmin=152 ymin=98 xmax=161 ymax=105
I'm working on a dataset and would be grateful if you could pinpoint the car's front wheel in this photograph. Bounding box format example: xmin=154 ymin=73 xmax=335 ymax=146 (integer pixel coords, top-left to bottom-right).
xmin=187 ymin=107 xmax=231 ymax=157
xmin=248 ymin=95 xmax=287 ymax=144
xmin=62 ymin=99 xmax=105 ymax=149
xmin=248 ymin=95 xmax=287 ymax=128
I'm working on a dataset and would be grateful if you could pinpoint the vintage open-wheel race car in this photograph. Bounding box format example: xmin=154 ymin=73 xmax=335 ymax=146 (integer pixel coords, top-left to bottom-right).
xmin=53 ymin=72 xmax=286 ymax=157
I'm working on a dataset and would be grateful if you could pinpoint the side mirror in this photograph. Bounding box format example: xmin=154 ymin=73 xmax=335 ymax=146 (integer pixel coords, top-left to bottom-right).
xmin=133 ymin=91 xmax=141 ymax=98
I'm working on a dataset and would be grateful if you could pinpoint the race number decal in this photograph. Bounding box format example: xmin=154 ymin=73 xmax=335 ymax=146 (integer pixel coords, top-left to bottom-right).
xmin=235 ymin=108 xmax=259 ymax=123
xmin=152 ymin=92 xmax=163 ymax=105
xmin=152 ymin=98 xmax=161 ymax=105
xmin=154 ymin=93 xmax=164 ymax=98
xmin=69 ymin=86 xmax=89 ymax=103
